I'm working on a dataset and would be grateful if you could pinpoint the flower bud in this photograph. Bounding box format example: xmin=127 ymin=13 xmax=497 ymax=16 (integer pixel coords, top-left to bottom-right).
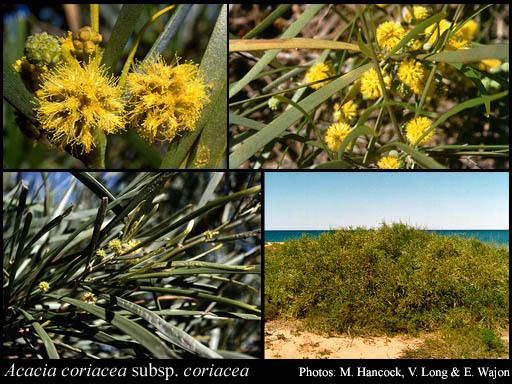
xmin=25 ymin=32 xmax=61 ymax=67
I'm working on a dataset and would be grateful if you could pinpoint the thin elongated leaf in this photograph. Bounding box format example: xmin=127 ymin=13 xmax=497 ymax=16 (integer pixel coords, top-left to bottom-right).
xmin=190 ymin=83 xmax=227 ymax=168
xmin=3 ymin=64 xmax=36 ymax=123
xmin=101 ymin=4 xmax=147 ymax=72
xmin=419 ymin=44 xmax=509 ymax=63
xmin=379 ymin=142 xmax=446 ymax=169
xmin=314 ymin=159 xmax=354 ymax=169
xmin=229 ymin=38 xmax=359 ymax=52
xmin=338 ymin=125 xmax=377 ymax=157
xmin=139 ymin=286 xmax=261 ymax=314
xmin=128 ymin=267 xmax=260 ymax=278
xmin=123 ymin=185 xmax=260 ymax=254
xmin=7 ymin=211 xmax=32 ymax=303
xmin=144 ymin=4 xmax=192 ymax=60
xmin=242 ymin=4 xmax=291 ymax=39
xmin=415 ymin=90 xmax=508 ymax=145
xmin=7 ymin=183 xmax=28 ymax=263
xmin=49 ymin=295 xmax=177 ymax=359
xmin=384 ymin=12 xmax=447 ymax=58
xmin=111 ymin=296 xmax=223 ymax=358
xmin=19 ymin=308 xmax=60 ymax=359
xmin=229 ymin=4 xmax=326 ymax=99
xmin=198 ymin=173 xmax=224 ymax=208
xmin=229 ymin=63 xmax=372 ymax=168
xmin=161 ymin=5 xmax=227 ymax=168
xmin=450 ymin=63 xmax=492 ymax=115
xmin=217 ymin=350 xmax=257 ymax=359
xmin=357 ymin=29 xmax=372 ymax=58
xmin=70 ymin=172 xmax=123 ymax=215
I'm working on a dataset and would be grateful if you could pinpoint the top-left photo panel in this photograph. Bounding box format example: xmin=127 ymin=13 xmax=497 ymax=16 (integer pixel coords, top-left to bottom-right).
xmin=3 ymin=4 xmax=227 ymax=169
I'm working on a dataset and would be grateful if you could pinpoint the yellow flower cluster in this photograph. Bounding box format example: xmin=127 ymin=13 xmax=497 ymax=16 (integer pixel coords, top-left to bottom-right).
xmin=108 ymin=239 xmax=124 ymax=256
xmin=425 ymin=19 xmax=479 ymax=50
xmin=39 ymin=281 xmax=50 ymax=293
xmin=479 ymin=59 xmax=502 ymax=73
xmin=82 ymin=292 xmax=97 ymax=304
xmin=325 ymin=122 xmax=352 ymax=152
xmin=35 ymin=56 xmax=125 ymax=154
xmin=96 ymin=249 xmax=107 ymax=258
xmin=376 ymin=21 xmax=406 ymax=50
xmin=397 ymin=59 xmax=427 ymax=95
xmin=108 ymin=238 xmax=140 ymax=256
xmin=304 ymin=62 xmax=335 ymax=90
xmin=377 ymin=156 xmax=400 ymax=169
xmin=126 ymin=57 xmax=209 ymax=143
xmin=333 ymin=100 xmax=357 ymax=123
xmin=404 ymin=6 xmax=429 ymax=24
xmin=360 ymin=68 xmax=391 ymax=99
xmin=405 ymin=116 xmax=434 ymax=145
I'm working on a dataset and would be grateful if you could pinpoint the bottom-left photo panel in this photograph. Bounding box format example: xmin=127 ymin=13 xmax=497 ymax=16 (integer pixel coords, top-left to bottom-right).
xmin=2 ymin=171 xmax=261 ymax=359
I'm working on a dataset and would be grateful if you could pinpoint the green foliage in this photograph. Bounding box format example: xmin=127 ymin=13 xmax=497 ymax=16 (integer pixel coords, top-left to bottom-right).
xmin=401 ymin=326 xmax=507 ymax=359
xmin=229 ymin=4 xmax=509 ymax=169
xmin=265 ymin=224 xmax=508 ymax=339
xmin=3 ymin=172 xmax=261 ymax=358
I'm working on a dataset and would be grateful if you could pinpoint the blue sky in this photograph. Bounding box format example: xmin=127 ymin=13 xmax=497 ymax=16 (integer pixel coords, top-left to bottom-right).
xmin=265 ymin=172 xmax=509 ymax=230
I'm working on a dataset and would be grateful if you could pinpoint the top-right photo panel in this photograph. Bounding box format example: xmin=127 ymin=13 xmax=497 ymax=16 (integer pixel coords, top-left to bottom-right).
xmin=229 ymin=4 xmax=509 ymax=169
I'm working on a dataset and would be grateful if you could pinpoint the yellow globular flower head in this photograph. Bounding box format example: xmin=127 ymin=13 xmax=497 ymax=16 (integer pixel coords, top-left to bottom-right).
xmin=124 ymin=239 xmax=140 ymax=253
xmin=35 ymin=56 xmax=125 ymax=154
xmin=96 ymin=249 xmax=107 ymax=258
xmin=304 ymin=62 xmax=335 ymax=90
xmin=377 ymin=156 xmax=400 ymax=169
xmin=126 ymin=56 xmax=209 ymax=144
xmin=108 ymin=238 xmax=123 ymax=256
xmin=325 ymin=122 xmax=352 ymax=152
xmin=425 ymin=19 xmax=478 ymax=51
xmin=333 ymin=100 xmax=357 ymax=123
xmin=360 ymin=68 xmax=391 ymax=99
xmin=425 ymin=19 xmax=451 ymax=48
xmin=39 ymin=281 xmax=50 ymax=293
xmin=408 ymin=39 xmax=423 ymax=51
xmin=397 ymin=59 xmax=427 ymax=95
xmin=404 ymin=6 xmax=429 ymax=24
xmin=81 ymin=292 xmax=97 ymax=304
xmin=405 ymin=116 xmax=434 ymax=145
xmin=376 ymin=21 xmax=406 ymax=50
xmin=458 ymin=20 xmax=478 ymax=41
xmin=479 ymin=59 xmax=502 ymax=73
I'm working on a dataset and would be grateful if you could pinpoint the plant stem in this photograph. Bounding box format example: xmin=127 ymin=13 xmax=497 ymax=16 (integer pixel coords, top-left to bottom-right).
xmin=359 ymin=7 xmax=404 ymax=142
xmin=90 ymin=4 xmax=99 ymax=32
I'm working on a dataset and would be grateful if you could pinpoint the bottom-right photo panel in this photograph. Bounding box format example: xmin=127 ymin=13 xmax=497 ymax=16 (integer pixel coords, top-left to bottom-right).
xmin=264 ymin=172 xmax=509 ymax=359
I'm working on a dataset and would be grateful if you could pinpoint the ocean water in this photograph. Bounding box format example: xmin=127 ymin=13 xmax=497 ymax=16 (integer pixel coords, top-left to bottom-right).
xmin=265 ymin=230 xmax=509 ymax=246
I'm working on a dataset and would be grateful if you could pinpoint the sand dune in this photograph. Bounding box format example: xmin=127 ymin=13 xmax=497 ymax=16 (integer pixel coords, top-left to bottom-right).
xmin=265 ymin=320 xmax=423 ymax=359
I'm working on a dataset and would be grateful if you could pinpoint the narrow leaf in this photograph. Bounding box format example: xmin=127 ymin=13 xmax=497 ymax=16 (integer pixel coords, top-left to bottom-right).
xmin=3 ymin=64 xmax=36 ymax=123
xmin=49 ymin=295 xmax=177 ymax=359
xmin=19 ymin=308 xmax=60 ymax=359
xmin=111 ymin=296 xmax=223 ymax=358
xmin=229 ymin=38 xmax=359 ymax=52
xmin=229 ymin=63 xmax=372 ymax=168
xmin=101 ymin=4 xmax=147 ymax=72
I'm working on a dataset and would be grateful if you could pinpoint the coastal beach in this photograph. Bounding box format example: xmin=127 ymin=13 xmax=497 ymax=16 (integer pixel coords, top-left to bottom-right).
xmin=265 ymin=173 xmax=509 ymax=359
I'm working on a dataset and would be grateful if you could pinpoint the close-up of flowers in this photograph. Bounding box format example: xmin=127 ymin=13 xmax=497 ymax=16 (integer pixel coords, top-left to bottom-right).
xmin=229 ymin=4 xmax=509 ymax=169
xmin=3 ymin=4 xmax=227 ymax=168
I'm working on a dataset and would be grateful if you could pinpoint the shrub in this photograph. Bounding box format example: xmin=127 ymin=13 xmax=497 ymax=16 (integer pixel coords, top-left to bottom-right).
xmin=265 ymin=224 xmax=508 ymax=336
